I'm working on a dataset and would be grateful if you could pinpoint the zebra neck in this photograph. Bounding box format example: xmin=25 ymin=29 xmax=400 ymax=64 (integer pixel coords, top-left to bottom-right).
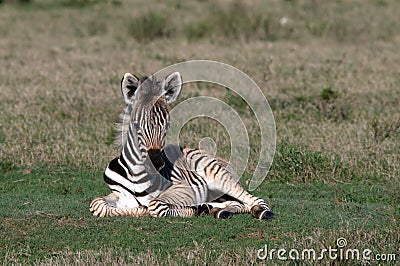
xmin=121 ymin=132 xmax=147 ymax=177
xmin=120 ymin=150 xmax=146 ymax=177
xmin=120 ymin=121 xmax=160 ymax=177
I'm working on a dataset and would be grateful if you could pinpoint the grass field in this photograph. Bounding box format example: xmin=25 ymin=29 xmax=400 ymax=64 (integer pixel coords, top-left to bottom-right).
xmin=1 ymin=0 xmax=399 ymax=264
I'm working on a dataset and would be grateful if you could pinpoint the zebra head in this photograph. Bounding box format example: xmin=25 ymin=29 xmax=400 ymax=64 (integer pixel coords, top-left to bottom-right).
xmin=119 ymin=72 xmax=182 ymax=171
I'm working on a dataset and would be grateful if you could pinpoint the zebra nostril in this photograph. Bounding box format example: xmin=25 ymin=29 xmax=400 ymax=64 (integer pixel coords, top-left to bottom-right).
xmin=148 ymin=149 xmax=165 ymax=170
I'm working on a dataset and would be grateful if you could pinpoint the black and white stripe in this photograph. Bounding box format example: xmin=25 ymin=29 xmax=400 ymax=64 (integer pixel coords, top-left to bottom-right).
xmin=90 ymin=72 xmax=182 ymax=217
xmin=90 ymin=71 xmax=273 ymax=220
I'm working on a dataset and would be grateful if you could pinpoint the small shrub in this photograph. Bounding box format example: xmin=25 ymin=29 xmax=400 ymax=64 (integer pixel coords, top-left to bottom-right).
xmin=368 ymin=116 xmax=400 ymax=147
xmin=320 ymin=87 xmax=338 ymax=101
xmin=262 ymin=17 xmax=279 ymax=41
xmin=317 ymin=86 xmax=350 ymax=121
xmin=0 ymin=160 xmax=16 ymax=173
xmin=184 ymin=20 xmax=210 ymax=41
xmin=128 ymin=12 xmax=171 ymax=43
xmin=87 ymin=19 xmax=107 ymax=36
xmin=212 ymin=2 xmax=261 ymax=40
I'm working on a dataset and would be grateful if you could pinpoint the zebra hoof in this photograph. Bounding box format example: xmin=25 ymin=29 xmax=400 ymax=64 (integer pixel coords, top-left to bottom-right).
xmin=215 ymin=210 xmax=233 ymax=219
xmin=251 ymin=206 xmax=274 ymax=220
xmin=259 ymin=210 xmax=274 ymax=220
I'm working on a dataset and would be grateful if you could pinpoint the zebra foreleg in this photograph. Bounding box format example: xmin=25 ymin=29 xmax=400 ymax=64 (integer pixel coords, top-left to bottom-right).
xmin=147 ymin=184 xmax=206 ymax=218
xmin=147 ymin=200 xmax=238 ymax=219
xmin=89 ymin=193 xmax=148 ymax=217
xmin=147 ymin=199 xmax=198 ymax=217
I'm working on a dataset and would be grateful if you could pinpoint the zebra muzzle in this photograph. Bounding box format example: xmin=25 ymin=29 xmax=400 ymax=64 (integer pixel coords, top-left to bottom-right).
xmin=148 ymin=149 xmax=165 ymax=171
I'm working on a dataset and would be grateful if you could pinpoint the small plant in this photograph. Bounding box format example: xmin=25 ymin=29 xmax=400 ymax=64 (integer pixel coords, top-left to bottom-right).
xmin=306 ymin=20 xmax=329 ymax=37
xmin=368 ymin=116 xmax=400 ymax=147
xmin=212 ymin=1 xmax=260 ymax=40
xmin=262 ymin=17 xmax=279 ymax=41
xmin=184 ymin=20 xmax=210 ymax=41
xmin=0 ymin=160 xmax=15 ymax=173
xmin=316 ymin=86 xmax=349 ymax=121
xmin=87 ymin=19 xmax=107 ymax=36
xmin=128 ymin=12 xmax=171 ymax=43
xmin=320 ymin=87 xmax=338 ymax=101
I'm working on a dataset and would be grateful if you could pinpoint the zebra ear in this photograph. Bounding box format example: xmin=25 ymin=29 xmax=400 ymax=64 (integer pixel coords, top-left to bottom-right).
xmin=162 ymin=72 xmax=182 ymax=104
xmin=121 ymin=73 xmax=140 ymax=105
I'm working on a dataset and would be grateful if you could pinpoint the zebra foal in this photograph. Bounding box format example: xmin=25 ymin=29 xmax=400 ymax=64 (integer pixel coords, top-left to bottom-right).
xmin=90 ymin=72 xmax=273 ymax=220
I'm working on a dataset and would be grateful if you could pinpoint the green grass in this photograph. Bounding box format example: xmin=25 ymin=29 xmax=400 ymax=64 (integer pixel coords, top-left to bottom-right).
xmin=1 ymin=162 xmax=398 ymax=264
xmin=1 ymin=0 xmax=399 ymax=264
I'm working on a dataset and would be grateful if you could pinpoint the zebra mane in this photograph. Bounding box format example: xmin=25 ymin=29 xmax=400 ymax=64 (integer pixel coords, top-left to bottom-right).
xmin=114 ymin=104 xmax=132 ymax=151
